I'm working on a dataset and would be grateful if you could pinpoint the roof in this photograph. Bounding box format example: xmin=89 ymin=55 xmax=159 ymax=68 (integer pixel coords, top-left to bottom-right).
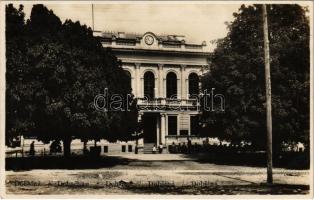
xmin=97 ymin=31 xmax=206 ymax=46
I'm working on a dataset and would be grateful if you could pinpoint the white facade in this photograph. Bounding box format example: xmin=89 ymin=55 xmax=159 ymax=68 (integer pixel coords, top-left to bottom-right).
xmin=96 ymin=31 xmax=211 ymax=150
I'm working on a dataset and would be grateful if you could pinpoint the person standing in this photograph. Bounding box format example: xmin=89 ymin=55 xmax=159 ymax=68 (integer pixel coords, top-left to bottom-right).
xmin=29 ymin=141 xmax=35 ymax=156
xmin=187 ymin=138 xmax=192 ymax=154
xmin=159 ymin=143 xmax=163 ymax=154
xmin=152 ymin=145 xmax=157 ymax=154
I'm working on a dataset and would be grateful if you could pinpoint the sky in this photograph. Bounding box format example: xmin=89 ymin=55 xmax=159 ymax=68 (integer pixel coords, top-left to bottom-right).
xmin=19 ymin=3 xmax=243 ymax=50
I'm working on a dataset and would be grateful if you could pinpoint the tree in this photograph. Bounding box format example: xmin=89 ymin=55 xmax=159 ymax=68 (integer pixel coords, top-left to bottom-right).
xmin=6 ymin=4 xmax=138 ymax=156
xmin=5 ymin=4 xmax=35 ymax=146
xmin=201 ymin=4 xmax=310 ymax=150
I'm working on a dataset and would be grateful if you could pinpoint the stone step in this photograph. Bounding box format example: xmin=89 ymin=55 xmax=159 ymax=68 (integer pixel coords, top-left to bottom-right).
xmin=143 ymin=143 xmax=156 ymax=154
xmin=143 ymin=143 xmax=168 ymax=154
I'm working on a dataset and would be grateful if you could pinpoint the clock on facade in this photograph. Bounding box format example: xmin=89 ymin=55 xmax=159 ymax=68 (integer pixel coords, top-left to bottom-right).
xmin=144 ymin=35 xmax=154 ymax=45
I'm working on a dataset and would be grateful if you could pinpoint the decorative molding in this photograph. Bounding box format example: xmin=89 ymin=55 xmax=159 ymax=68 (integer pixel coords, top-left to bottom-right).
xmin=181 ymin=65 xmax=186 ymax=71
xmin=141 ymin=69 xmax=158 ymax=78
xmin=161 ymin=113 xmax=167 ymax=117
xmin=108 ymin=47 xmax=211 ymax=56
xmin=122 ymin=59 xmax=208 ymax=67
xmin=134 ymin=63 xmax=141 ymax=69
xmin=188 ymin=70 xmax=202 ymax=77
xmin=165 ymin=69 xmax=180 ymax=77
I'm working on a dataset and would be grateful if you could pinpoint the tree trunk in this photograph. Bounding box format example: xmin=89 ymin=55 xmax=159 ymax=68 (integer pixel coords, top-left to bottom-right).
xmin=83 ymin=140 xmax=88 ymax=155
xmin=83 ymin=140 xmax=87 ymax=150
xmin=63 ymin=137 xmax=72 ymax=157
xmin=135 ymin=133 xmax=138 ymax=154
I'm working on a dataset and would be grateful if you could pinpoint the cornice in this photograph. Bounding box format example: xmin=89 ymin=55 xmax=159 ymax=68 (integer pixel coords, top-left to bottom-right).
xmin=120 ymin=58 xmax=209 ymax=67
xmin=106 ymin=47 xmax=212 ymax=57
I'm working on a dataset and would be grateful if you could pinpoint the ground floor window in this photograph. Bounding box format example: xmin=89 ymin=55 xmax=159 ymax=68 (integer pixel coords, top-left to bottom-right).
xmin=103 ymin=146 xmax=108 ymax=153
xmin=128 ymin=145 xmax=133 ymax=152
xmin=168 ymin=116 xmax=177 ymax=135
xmin=190 ymin=115 xmax=199 ymax=135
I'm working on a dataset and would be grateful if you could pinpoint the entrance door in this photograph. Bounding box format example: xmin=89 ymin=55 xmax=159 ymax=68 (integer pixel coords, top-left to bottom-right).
xmin=143 ymin=114 xmax=157 ymax=143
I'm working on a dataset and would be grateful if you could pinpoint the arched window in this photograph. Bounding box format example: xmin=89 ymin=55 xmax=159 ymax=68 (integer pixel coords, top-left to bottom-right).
xmin=124 ymin=70 xmax=132 ymax=89
xmin=166 ymin=72 xmax=177 ymax=98
xmin=144 ymin=71 xmax=155 ymax=100
xmin=188 ymin=73 xmax=199 ymax=98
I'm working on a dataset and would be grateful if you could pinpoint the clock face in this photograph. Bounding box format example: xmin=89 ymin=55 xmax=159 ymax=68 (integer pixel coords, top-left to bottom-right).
xmin=144 ymin=35 xmax=154 ymax=45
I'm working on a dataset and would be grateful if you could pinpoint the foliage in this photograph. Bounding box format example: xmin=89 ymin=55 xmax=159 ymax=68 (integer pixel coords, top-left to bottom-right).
xmin=201 ymin=4 xmax=310 ymax=150
xmin=6 ymin=4 xmax=34 ymax=144
xmin=6 ymin=4 xmax=138 ymax=154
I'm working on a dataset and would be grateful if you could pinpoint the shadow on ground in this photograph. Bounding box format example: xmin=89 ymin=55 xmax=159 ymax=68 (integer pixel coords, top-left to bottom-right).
xmin=6 ymin=151 xmax=309 ymax=171
xmin=181 ymin=151 xmax=309 ymax=170
xmin=6 ymin=155 xmax=136 ymax=170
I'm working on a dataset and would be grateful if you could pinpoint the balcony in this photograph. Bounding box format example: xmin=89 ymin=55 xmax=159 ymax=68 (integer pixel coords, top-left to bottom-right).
xmin=137 ymin=98 xmax=199 ymax=111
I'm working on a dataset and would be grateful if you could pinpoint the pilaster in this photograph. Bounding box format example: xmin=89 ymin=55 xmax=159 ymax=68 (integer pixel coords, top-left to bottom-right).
xmin=158 ymin=64 xmax=164 ymax=98
xmin=135 ymin=63 xmax=141 ymax=97
xmin=181 ymin=65 xmax=186 ymax=99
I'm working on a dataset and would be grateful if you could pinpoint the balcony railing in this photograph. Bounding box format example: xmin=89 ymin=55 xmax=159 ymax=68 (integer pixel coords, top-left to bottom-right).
xmin=137 ymin=98 xmax=199 ymax=110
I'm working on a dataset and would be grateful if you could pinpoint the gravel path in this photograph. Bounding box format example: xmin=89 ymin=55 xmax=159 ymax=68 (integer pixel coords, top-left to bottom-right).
xmin=5 ymin=154 xmax=311 ymax=195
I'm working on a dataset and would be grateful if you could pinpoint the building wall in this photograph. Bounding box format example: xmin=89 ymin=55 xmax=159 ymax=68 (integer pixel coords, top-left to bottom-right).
xmin=99 ymin=31 xmax=211 ymax=148
xmin=123 ymin=63 xmax=205 ymax=98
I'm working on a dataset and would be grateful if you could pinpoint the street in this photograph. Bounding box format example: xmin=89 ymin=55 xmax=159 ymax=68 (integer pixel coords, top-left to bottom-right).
xmin=5 ymin=154 xmax=310 ymax=195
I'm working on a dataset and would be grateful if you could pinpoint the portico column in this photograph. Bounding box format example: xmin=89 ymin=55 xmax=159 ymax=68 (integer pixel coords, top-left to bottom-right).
xmin=135 ymin=63 xmax=141 ymax=97
xmin=156 ymin=117 xmax=160 ymax=146
xmin=158 ymin=64 xmax=164 ymax=98
xmin=165 ymin=115 xmax=168 ymax=137
xmin=161 ymin=113 xmax=166 ymax=145
xmin=181 ymin=65 xmax=186 ymax=99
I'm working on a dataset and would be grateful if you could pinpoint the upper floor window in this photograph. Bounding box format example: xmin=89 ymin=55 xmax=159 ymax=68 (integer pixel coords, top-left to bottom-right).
xmin=166 ymin=72 xmax=177 ymax=98
xmin=144 ymin=71 xmax=155 ymax=100
xmin=188 ymin=73 xmax=199 ymax=98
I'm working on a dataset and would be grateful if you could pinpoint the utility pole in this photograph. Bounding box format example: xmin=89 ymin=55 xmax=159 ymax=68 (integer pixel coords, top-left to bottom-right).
xmin=262 ymin=4 xmax=273 ymax=184
xmin=92 ymin=4 xmax=94 ymax=31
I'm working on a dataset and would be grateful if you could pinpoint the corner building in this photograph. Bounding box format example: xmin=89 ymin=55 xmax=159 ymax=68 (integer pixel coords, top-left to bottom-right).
xmin=96 ymin=31 xmax=211 ymax=153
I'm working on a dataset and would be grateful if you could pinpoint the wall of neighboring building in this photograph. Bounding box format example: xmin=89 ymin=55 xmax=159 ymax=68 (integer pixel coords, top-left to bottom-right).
xmin=6 ymin=138 xmax=145 ymax=157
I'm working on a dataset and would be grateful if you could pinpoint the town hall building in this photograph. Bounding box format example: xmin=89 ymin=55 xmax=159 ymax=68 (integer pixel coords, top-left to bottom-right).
xmin=6 ymin=31 xmax=212 ymax=155
xmin=95 ymin=31 xmax=211 ymax=153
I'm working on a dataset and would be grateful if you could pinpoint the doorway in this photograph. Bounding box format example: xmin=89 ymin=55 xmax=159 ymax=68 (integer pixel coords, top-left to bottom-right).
xmin=143 ymin=114 xmax=157 ymax=143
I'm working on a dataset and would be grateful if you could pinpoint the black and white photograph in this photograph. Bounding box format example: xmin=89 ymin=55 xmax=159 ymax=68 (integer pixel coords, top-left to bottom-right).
xmin=1 ymin=1 xmax=313 ymax=197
